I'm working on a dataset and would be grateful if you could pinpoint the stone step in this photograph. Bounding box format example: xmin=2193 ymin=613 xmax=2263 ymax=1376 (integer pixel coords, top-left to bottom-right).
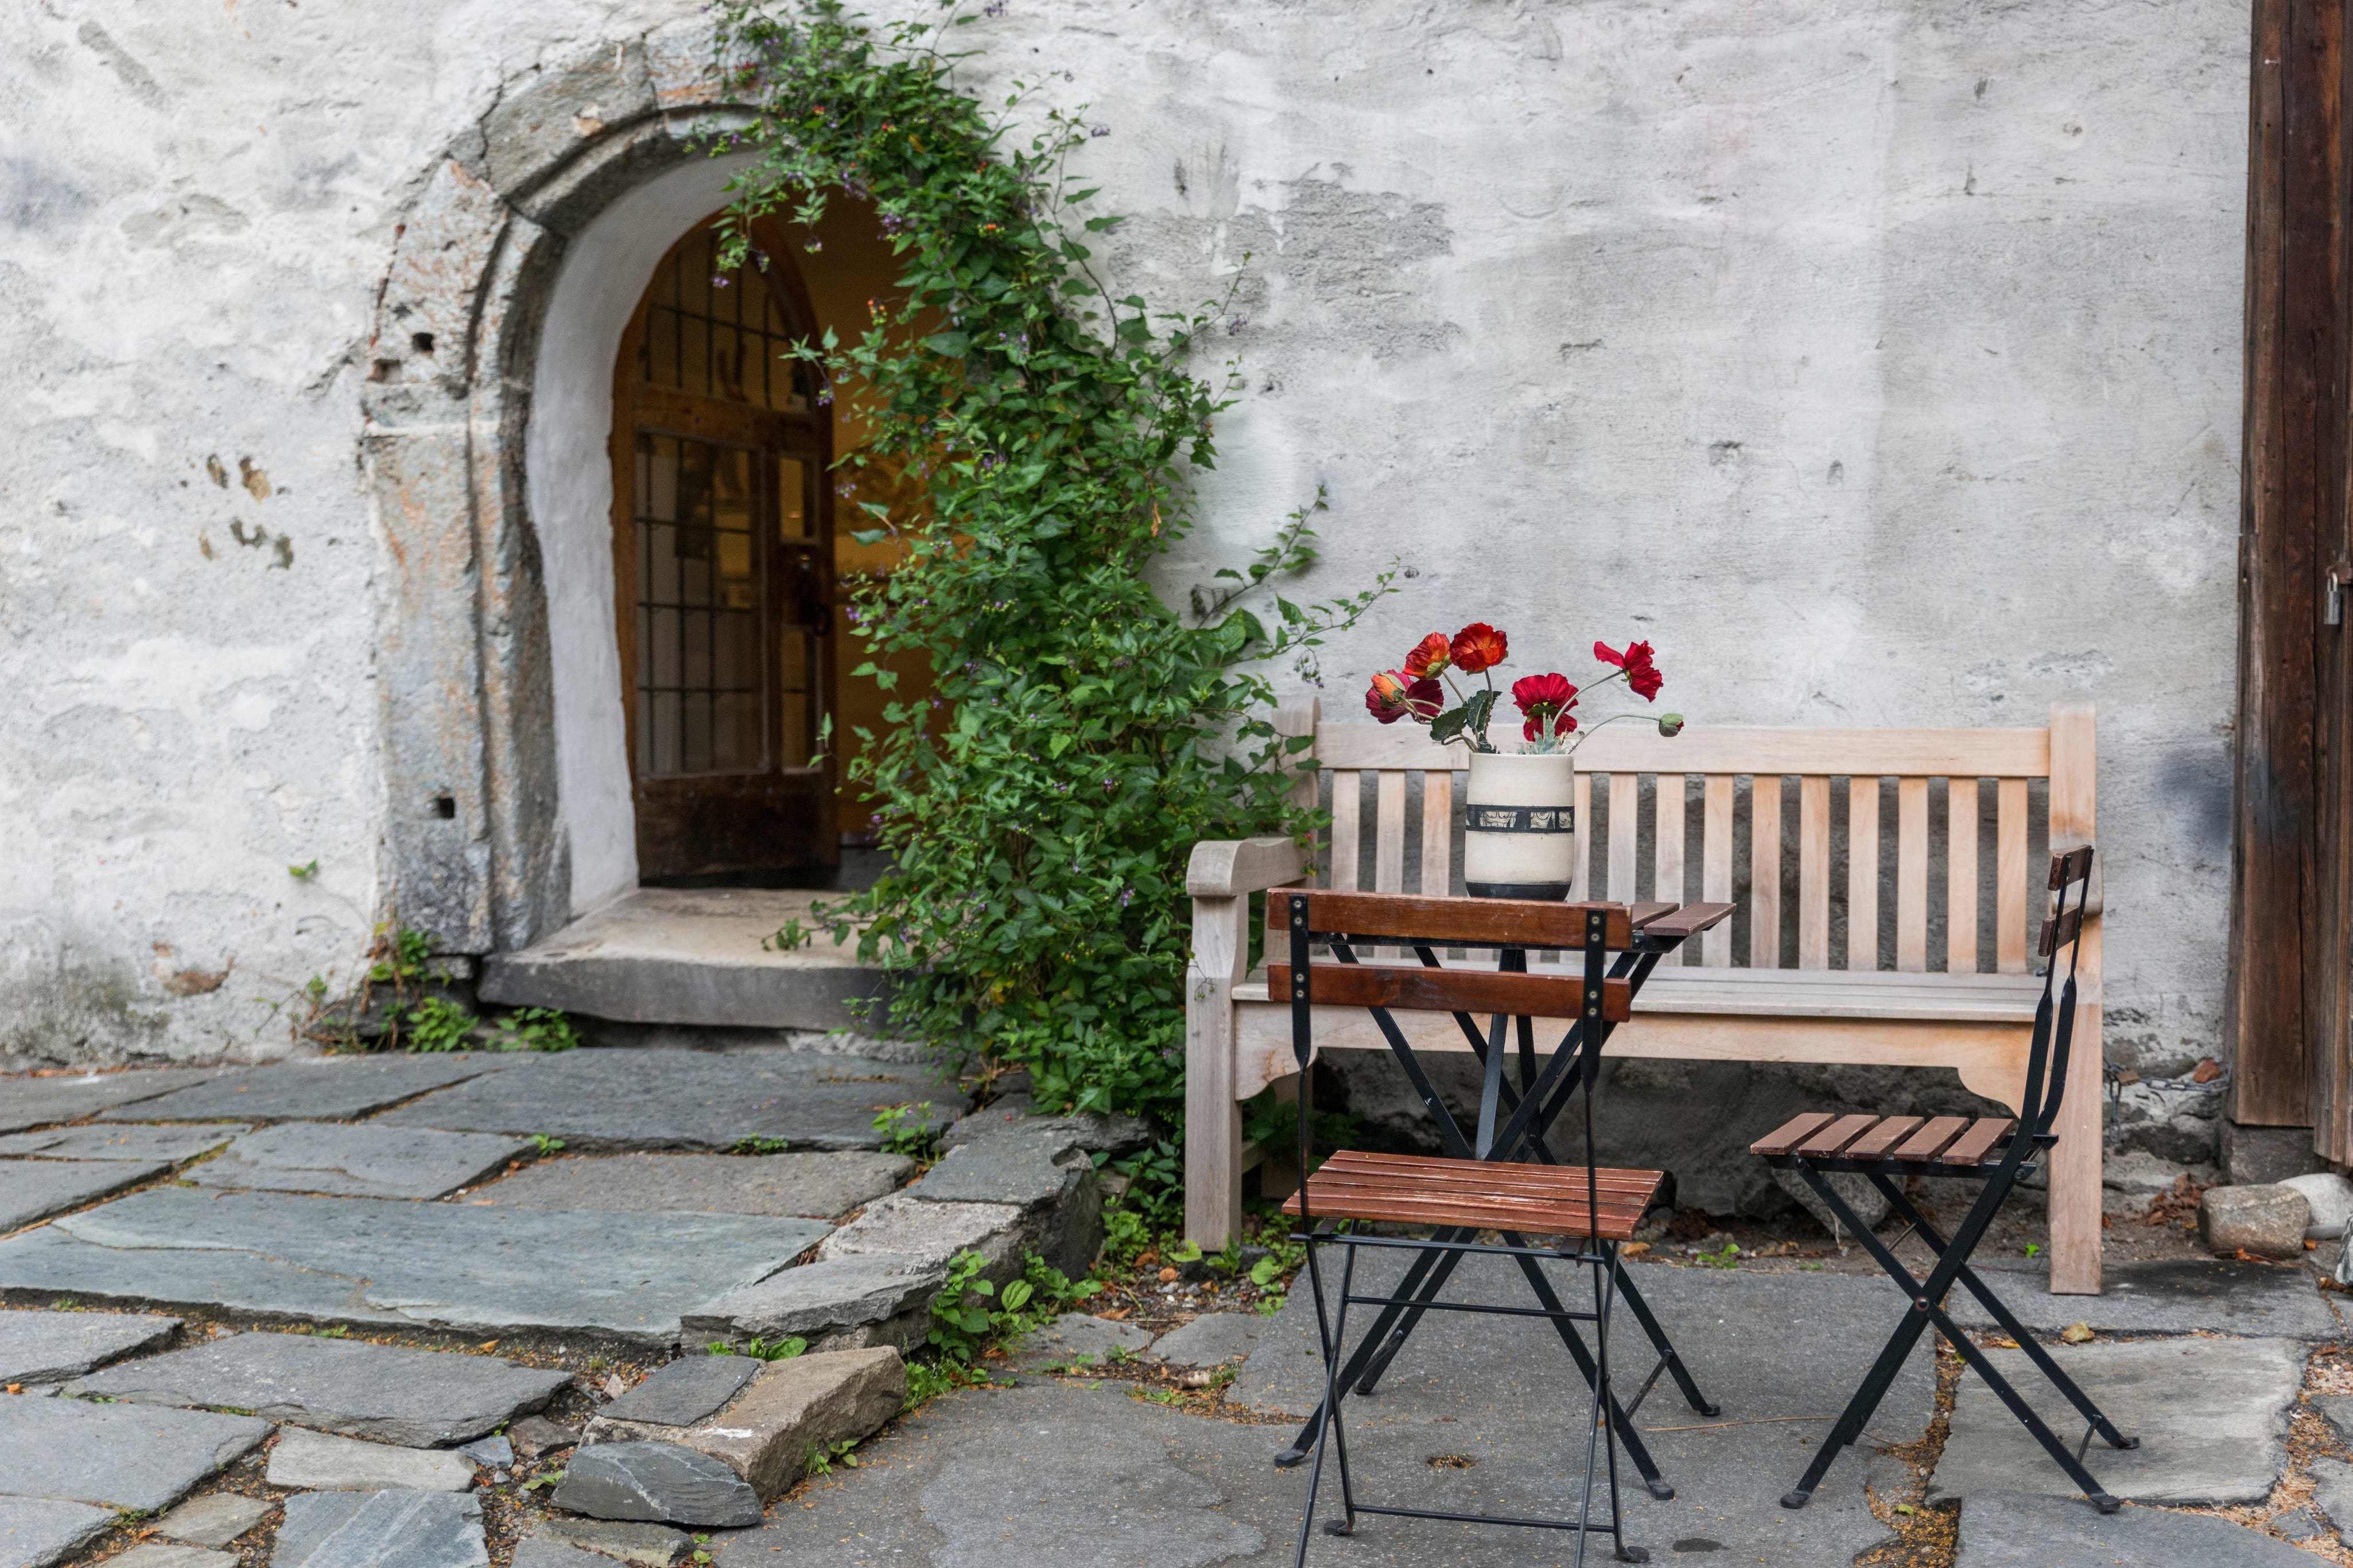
xmin=0 ymin=1189 xmax=829 ymax=1347
xmin=479 ymin=888 xmax=888 ymax=1031
xmin=584 ymin=1348 xmax=904 ymax=1500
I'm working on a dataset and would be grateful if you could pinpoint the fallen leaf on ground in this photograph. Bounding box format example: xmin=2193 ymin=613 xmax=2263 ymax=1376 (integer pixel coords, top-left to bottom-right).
xmin=2060 ymin=1322 xmax=2094 ymax=1344
xmin=1621 ymin=1242 xmax=1651 ymax=1259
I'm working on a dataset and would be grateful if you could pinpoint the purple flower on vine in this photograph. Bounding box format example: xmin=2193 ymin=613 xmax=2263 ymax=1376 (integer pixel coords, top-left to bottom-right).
xmin=1089 ymin=123 xmax=1110 ymax=138
xmin=712 ymin=275 xmax=730 ymax=289
xmin=984 ymin=0 xmax=1007 ymax=14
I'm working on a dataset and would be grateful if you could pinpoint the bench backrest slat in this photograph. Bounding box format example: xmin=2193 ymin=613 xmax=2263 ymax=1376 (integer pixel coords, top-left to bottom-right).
xmin=1279 ymin=699 xmax=2089 ymax=977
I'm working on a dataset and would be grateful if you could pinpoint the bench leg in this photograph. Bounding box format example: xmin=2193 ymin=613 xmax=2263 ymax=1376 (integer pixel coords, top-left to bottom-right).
xmin=2046 ymin=994 xmax=2103 ymax=1295
xmin=1185 ymin=894 xmax=1248 ymax=1251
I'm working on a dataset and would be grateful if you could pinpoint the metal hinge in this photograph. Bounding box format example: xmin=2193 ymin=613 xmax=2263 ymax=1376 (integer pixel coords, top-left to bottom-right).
xmin=2328 ymin=561 xmax=2353 ymax=627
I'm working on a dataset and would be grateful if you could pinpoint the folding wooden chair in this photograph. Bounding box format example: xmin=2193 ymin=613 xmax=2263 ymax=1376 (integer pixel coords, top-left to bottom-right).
xmin=1278 ymin=890 xmax=1692 ymax=1566
xmin=1752 ymin=847 xmax=2134 ymax=1512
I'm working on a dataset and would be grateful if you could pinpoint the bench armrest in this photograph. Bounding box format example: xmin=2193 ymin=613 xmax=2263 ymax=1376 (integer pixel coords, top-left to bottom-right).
xmin=1187 ymin=836 xmax=1306 ymax=898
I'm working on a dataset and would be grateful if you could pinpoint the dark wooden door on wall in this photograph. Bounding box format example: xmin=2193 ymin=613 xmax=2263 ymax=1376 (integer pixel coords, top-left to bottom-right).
xmin=609 ymin=221 xmax=837 ymax=882
xmin=2233 ymin=0 xmax=2353 ymax=1156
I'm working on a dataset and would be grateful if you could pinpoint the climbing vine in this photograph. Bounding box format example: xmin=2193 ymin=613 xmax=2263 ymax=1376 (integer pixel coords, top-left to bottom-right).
xmin=710 ymin=1 xmax=1385 ymax=1131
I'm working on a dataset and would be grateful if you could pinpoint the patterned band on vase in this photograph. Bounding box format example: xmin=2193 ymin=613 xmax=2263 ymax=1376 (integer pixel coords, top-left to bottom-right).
xmin=1465 ymin=881 xmax=1574 ymax=901
xmin=1465 ymin=806 xmax=1577 ymax=834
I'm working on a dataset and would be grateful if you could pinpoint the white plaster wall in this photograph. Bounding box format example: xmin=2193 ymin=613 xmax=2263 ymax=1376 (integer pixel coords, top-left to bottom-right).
xmin=529 ymin=154 xmax=755 ymax=915
xmin=1 ymin=0 xmax=2245 ymax=1072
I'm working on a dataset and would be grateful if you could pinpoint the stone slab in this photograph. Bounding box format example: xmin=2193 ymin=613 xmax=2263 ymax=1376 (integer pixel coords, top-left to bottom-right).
xmin=1142 ymin=1313 xmax=1263 ymax=1369
xmin=457 ymin=1433 xmax=511 ymax=1468
xmin=472 ymin=1151 xmax=911 ymax=1219
xmin=2311 ymin=1456 xmax=2353 ymax=1536
xmin=1953 ymin=1256 xmax=2339 ymax=1339
xmin=0 ymin=1498 xmax=112 ymax=1568
xmin=509 ymin=1415 xmax=578 ymax=1458
xmin=514 ymin=1544 xmax=614 ymax=1568
xmin=69 ymin=1329 xmax=571 ymax=1446
xmin=0 ymin=1189 xmax=830 ymax=1347
xmin=1954 ymin=1489 xmax=2318 ymax=1566
xmin=552 ymin=1441 xmax=763 ymax=1528
xmin=814 ymin=1194 xmax=1023 ymax=1271
xmin=684 ymin=1255 xmax=945 ymax=1347
xmin=266 ymin=1427 xmax=476 ymax=1491
xmin=0 ymin=1308 xmax=178 ymax=1382
xmin=1004 ymin=1313 xmax=1154 ymax=1372
xmin=527 ymin=1519 xmax=689 ymax=1566
xmin=911 ymin=1126 xmax=1083 ymax=1209
xmin=378 ymin=1048 xmax=961 ymax=1153
xmin=273 ymin=1490 xmax=487 ymax=1568
xmin=0 ymin=1158 xmax=172 ymax=1232
xmin=98 ymin=1054 xmax=511 ymax=1125
xmin=1932 ymin=1336 xmax=2302 ymax=1504
xmin=940 ymin=1103 xmax=1154 ymax=1157
xmin=108 ymin=1546 xmax=236 ymax=1568
xmin=671 ymin=1348 xmax=904 ymax=1497
xmin=0 ymin=1069 xmax=234 ymax=1136
xmin=603 ymin=1355 xmax=762 ymax=1428
xmin=187 ymin=1122 xmax=530 ymax=1200
xmin=152 ymin=1491 xmax=271 ymax=1547
xmin=0 ymin=1126 xmax=247 ymax=1163
xmin=0 ymin=1394 xmax=268 ymax=1511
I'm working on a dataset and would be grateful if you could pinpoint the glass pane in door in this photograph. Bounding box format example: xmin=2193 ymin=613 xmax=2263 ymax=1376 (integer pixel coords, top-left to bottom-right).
xmin=634 ymin=433 xmax=766 ymax=777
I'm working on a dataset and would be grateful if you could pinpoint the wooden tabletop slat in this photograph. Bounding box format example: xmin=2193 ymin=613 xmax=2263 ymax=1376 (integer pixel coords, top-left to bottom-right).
xmin=1843 ymin=1115 xmax=1925 ymax=1160
xmin=1268 ymin=962 xmax=1633 ymax=1023
xmin=1890 ymin=1115 xmax=1973 ymax=1161
xmin=1628 ymin=901 xmax=1678 ymax=929
xmin=1751 ymin=1111 xmax=1838 ymax=1158
xmin=1796 ymin=1113 xmax=1882 ymax=1160
xmin=1938 ymin=1116 xmax=2017 ymax=1167
xmin=1643 ymin=901 xmax=1736 ymax=940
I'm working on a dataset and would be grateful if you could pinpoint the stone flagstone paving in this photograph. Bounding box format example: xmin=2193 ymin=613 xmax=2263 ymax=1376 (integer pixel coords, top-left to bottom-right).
xmin=96 ymin=1053 xmax=515 ymax=1126
xmin=0 ymin=1158 xmax=172 ymax=1233
xmin=186 ymin=1121 xmax=530 ymax=1200
xmin=0 ymin=1308 xmax=178 ymax=1384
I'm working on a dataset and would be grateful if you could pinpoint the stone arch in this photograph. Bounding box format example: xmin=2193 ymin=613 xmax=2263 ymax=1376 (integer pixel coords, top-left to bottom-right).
xmin=362 ymin=29 xmax=759 ymax=954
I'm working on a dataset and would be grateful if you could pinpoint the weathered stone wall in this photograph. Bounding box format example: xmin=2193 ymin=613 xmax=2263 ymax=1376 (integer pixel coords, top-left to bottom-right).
xmin=2 ymin=0 xmax=2245 ymax=1072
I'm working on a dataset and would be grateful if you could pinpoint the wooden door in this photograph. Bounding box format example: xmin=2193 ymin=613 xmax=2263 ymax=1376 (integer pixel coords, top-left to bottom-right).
xmin=611 ymin=221 xmax=837 ymax=881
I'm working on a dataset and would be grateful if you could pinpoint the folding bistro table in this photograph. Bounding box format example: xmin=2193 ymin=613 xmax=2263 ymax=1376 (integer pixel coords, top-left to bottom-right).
xmin=1269 ymin=889 xmax=1733 ymax=1559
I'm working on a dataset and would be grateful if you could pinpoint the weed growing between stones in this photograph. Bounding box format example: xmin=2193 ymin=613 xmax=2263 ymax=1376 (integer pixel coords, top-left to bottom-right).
xmin=709 ymin=1 xmax=1392 ymax=1193
xmin=267 ymin=921 xmax=579 ymax=1056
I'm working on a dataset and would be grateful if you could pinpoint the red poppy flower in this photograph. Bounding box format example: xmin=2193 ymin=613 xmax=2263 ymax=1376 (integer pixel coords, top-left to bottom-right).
xmin=1595 ymin=640 xmax=1664 ymax=701
xmin=1450 ymin=622 xmax=1508 ymax=674
xmin=1510 ymin=672 xmax=1578 ymax=719
xmin=1524 ymin=713 xmax=1578 ymax=741
xmin=1403 ymin=632 xmax=1452 ymax=679
xmin=1365 ymin=671 xmax=1445 ymax=725
xmin=1628 ymin=664 xmax=1664 ymax=701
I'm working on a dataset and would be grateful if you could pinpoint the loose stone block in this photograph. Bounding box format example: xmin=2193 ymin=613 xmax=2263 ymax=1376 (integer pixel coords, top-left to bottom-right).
xmin=2310 ymin=1456 xmax=2353 ymax=1540
xmin=682 ymin=1255 xmax=945 ymax=1349
xmin=1005 ymin=1313 xmax=1155 ymax=1372
xmin=602 ymin=1356 xmax=762 ymax=1428
xmin=0 ymin=1497 xmax=112 ymax=1568
xmin=3 ymin=1189 xmax=829 ymax=1346
xmin=526 ymin=1519 xmax=689 ymax=1566
xmin=473 ymin=1151 xmax=912 ymax=1219
xmin=816 ymin=1193 xmax=1024 ymax=1274
xmin=106 ymin=1546 xmax=236 ymax=1568
xmin=457 ymin=1433 xmax=511 ymax=1468
xmin=509 ymin=1415 xmax=579 ymax=1458
xmin=69 ymin=1330 xmax=570 ymax=1446
xmin=0 ymin=1395 xmax=268 ymax=1511
xmin=98 ymin=1054 xmax=510 ymax=1125
xmin=550 ymin=1441 xmax=763 ymax=1528
xmin=2199 ymin=1184 xmax=2311 ymax=1258
xmin=375 ymin=1048 xmax=964 ymax=1153
xmin=1931 ymin=1337 xmax=2301 ymax=1504
xmin=0 ymin=1125 xmax=247 ymax=1163
xmin=940 ymin=1104 xmax=1154 ymax=1157
xmin=1142 ymin=1313 xmax=1264 ymax=1369
xmin=0 ymin=1308 xmax=178 ymax=1382
xmin=273 ymin=1491 xmax=487 ymax=1568
xmin=677 ymin=1348 xmax=904 ymax=1497
xmin=266 ymin=1427 xmax=476 ymax=1492
xmin=152 ymin=1491 xmax=271 ymax=1547
xmin=188 ymin=1122 xmax=530 ymax=1201
xmin=914 ymin=1126 xmax=1088 ymax=1209
xmin=1953 ymin=1488 xmax=2319 ymax=1566
xmin=0 ymin=1157 xmax=172 ymax=1231
xmin=2284 ymin=1172 xmax=2353 ymax=1239
xmin=0 ymin=1069 xmax=232 ymax=1135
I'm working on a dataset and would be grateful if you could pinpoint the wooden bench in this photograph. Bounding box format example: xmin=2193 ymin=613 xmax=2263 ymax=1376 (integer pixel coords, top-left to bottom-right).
xmin=1183 ymin=701 xmax=2105 ymax=1294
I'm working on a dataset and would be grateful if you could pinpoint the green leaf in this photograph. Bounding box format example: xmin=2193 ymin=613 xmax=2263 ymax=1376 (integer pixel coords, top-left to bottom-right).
xmin=850 ymin=528 xmax=888 ymax=544
xmin=925 ymin=331 xmax=970 ymax=357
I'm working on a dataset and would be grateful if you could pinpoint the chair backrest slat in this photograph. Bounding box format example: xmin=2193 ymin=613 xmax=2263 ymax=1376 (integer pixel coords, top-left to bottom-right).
xmin=1278 ymin=888 xmax=1632 ymax=950
xmin=1797 ymin=776 xmax=1832 ymax=968
xmin=1268 ymin=960 xmax=1633 ymax=1024
xmin=1291 ymin=711 xmax=2078 ymax=979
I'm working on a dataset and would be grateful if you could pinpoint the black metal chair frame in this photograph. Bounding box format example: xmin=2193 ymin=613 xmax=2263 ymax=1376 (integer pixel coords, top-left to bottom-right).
xmin=1764 ymin=848 xmax=2136 ymax=1512
xmin=1283 ymin=894 xmax=1719 ymax=1567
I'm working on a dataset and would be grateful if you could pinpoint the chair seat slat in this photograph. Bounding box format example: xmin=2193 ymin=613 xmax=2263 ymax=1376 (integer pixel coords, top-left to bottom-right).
xmin=1891 ymin=1115 xmax=1973 ymax=1161
xmin=1796 ymin=1114 xmax=1882 ymax=1159
xmin=1286 ymin=1150 xmax=1666 ymax=1240
xmin=1939 ymin=1116 xmax=2018 ymax=1167
xmin=1843 ymin=1115 xmax=1925 ymax=1160
xmin=1751 ymin=1112 xmax=1839 ymax=1158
